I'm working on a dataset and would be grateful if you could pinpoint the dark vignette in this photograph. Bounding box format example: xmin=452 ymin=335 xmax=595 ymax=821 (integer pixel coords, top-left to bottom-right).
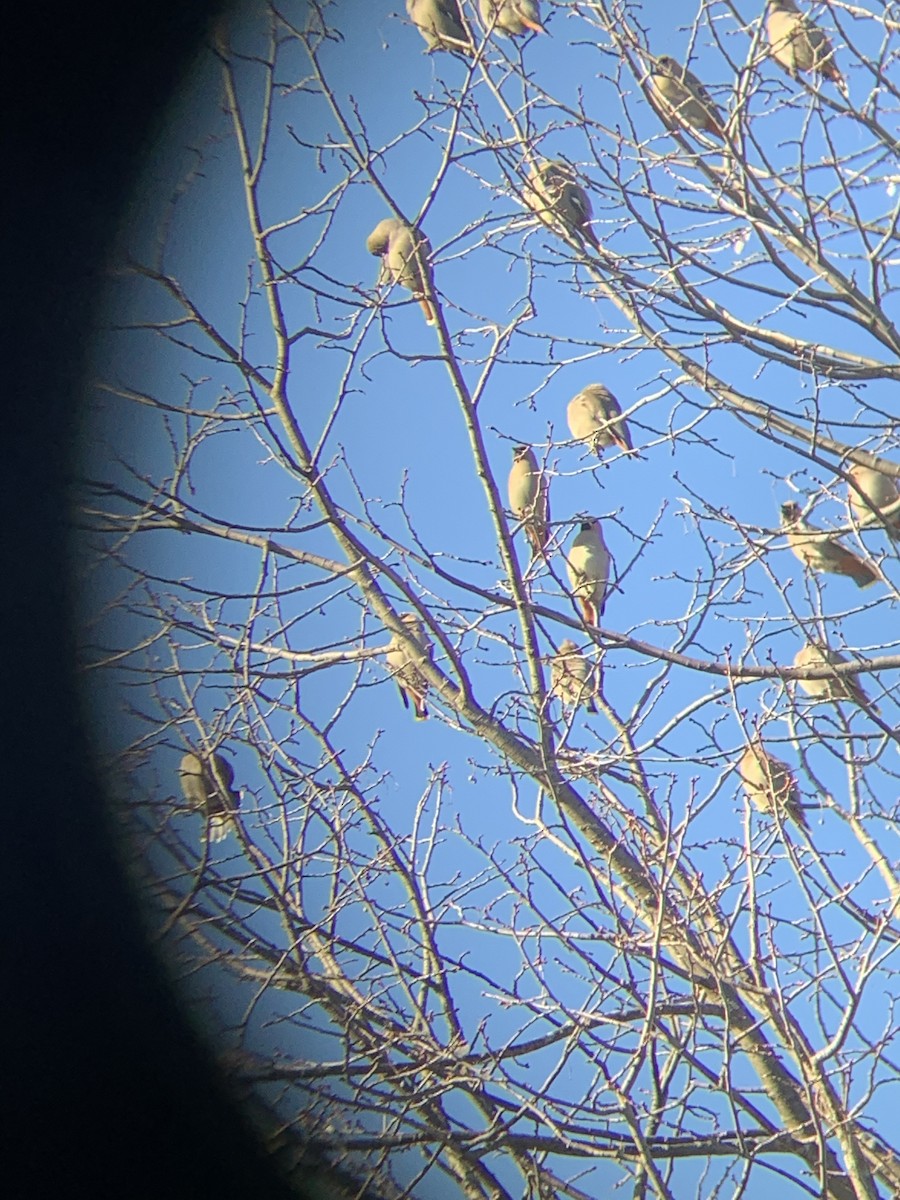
xmin=3 ymin=3 xmax=325 ymax=1196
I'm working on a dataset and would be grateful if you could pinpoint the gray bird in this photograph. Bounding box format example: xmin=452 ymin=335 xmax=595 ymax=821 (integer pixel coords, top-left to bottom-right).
xmin=386 ymin=612 xmax=434 ymax=719
xmin=738 ymin=738 xmax=807 ymax=830
xmin=178 ymin=750 xmax=241 ymax=843
xmin=365 ymin=217 xmax=436 ymax=324
xmin=550 ymin=639 xmax=599 ymax=713
xmin=479 ymin=0 xmax=546 ymax=36
xmin=567 ymin=384 xmax=633 ymax=456
xmin=407 ymin=0 xmax=472 ymax=54
xmin=647 ymin=55 xmax=726 ymax=140
xmin=846 ymin=463 xmax=900 ymax=540
xmin=525 ymin=159 xmax=600 ymax=251
xmin=508 ymin=444 xmax=550 ymax=556
xmin=765 ymin=0 xmax=848 ymax=97
xmin=793 ymin=642 xmax=875 ymax=710
xmin=565 ymin=518 xmax=610 ymax=626
xmin=780 ymin=501 xmax=879 ymax=588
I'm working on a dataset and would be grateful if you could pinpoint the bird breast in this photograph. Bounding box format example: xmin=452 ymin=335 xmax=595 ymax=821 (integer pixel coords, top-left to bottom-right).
xmin=567 ymin=537 xmax=608 ymax=589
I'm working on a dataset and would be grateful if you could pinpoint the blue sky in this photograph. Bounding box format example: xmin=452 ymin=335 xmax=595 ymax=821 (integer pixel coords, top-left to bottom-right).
xmin=79 ymin=2 xmax=900 ymax=1197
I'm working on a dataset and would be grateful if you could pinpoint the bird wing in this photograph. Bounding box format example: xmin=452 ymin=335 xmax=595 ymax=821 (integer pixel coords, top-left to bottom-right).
xmin=684 ymin=65 xmax=714 ymax=108
xmin=818 ymin=539 xmax=879 ymax=587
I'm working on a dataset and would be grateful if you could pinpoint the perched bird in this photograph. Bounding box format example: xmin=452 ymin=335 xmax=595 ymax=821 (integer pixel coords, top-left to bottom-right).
xmin=508 ymin=444 xmax=550 ymax=557
xmin=566 ymin=518 xmax=610 ymax=626
xmin=365 ymin=217 xmax=436 ymax=324
xmin=793 ymin=642 xmax=875 ymax=710
xmin=525 ymin=159 xmax=600 ymax=251
xmin=737 ymin=738 xmax=807 ymax=830
xmin=479 ymin=0 xmax=546 ymax=37
xmin=647 ymin=55 xmax=726 ymax=141
xmin=780 ymin=501 xmax=879 ymax=588
xmin=550 ymin=639 xmax=599 ymax=714
xmin=178 ymin=750 xmax=241 ymax=843
xmin=765 ymin=0 xmax=848 ymax=98
xmin=386 ymin=612 xmax=434 ymax=719
xmin=567 ymin=384 xmax=634 ymax=456
xmin=406 ymin=0 xmax=472 ymax=54
xmin=846 ymin=463 xmax=900 ymax=540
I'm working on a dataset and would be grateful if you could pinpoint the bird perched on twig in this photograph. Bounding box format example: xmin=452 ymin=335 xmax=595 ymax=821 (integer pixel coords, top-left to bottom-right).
xmin=780 ymin=501 xmax=880 ymax=588
xmin=793 ymin=642 xmax=876 ymax=711
xmin=406 ymin=0 xmax=472 ymax=54
xmin=479 ymin=0 xmax=546 ymax=37
xmin=846 ymin=463 xmax=900 ymax=541
xmin=508 ymin=444 xmax=550 ymax=557
xmin=647 ymin=54 xmax=726 ymax=141
xmin=178 ymin=750 xmax=241 ymax=843
xmin=737 ymin=738 xmax=807 ymax=830
xmin=386 ymin=613 xmax=435 ymax=719
xmin=365 ymin=217 xmax=436 ymax=324
xmin=524 ymin=159 xmax=600 ymax=251
xmin=567 ymin=384 xmax=634 ymax=456
xmin=565 ymin=518 xmax=610 ymax=626
xmin=550 ymin=639 xmax=599 ymax=714
xmin=765 ymin=0 xmax=848 ymax=99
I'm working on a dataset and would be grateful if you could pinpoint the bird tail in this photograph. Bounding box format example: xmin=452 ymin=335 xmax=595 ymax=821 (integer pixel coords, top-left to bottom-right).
xmin=851 ymin=563 xmax=880 ymax=589
xmin=521 ymin=18 xmax=546 ymax=34
xmin=209 ymin=816 xmax=230 ymax=843
xmin=579 ymin=597 xmax=597 ymax=626
xmin=707 ymin=115 xmax=726 ymax=142
xmin=834 ymin=550 xmax=880 ymax=588
xmin=788 ymin=801 xmax=809 ymax=831
xmin=849 ymin=681 xmax=878 ymax=713
xmin=412 ymin=689 xmax=429 ymax=720
xmin=418 ymin=295 xmax=437 ymax=325
xmin=823 ymin=61 xmax=849 ymax=99
xmin=526 ymin=521 xmax=549 ymax=557
xmin=582 ymin=224 xmax=601 ymax=252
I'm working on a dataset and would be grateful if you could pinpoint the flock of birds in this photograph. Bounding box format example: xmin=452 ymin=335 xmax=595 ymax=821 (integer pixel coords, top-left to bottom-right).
xmin=372 ymin=2 xmax=900 ymax=836
xmin=405 ymin=0 xmax=848 ymax=101
xmin=175 ymin=2 xmax=898 ymax=841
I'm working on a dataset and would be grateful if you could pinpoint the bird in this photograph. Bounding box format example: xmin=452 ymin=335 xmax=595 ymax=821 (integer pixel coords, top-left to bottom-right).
xmin=507 ymin=444 xmax=550 ymax=557
xmin=478 ymin=0 xmax=546 ymax=37
xmin=550 ymin=639 xmax=599 ymax=714
xmin=406 ymin=0 xmax=472 ymax=54
xmin=365 ymin=217 xmax=436 ymax=324
xmin=793 ymin=642 xmax=875 ymax=710
xmin=525 ymin=159 xmax=600 ymax=251
xmin=567 ymin=384 xmax=634 ymax=456
xmin=765 ymin=0 xmax=848 ymax=98
xmin=178 ymin=750 xmax=241 ymax=843
xmin=386 ymin=612 xmax=434 ymax=719
xmin=737 ymin=738 xmax=807 ymax=830
xmin=646 ymin=55 xmax=726 ymax=141
xmin=565 ymin=518 xmax=610 ymax=626
xmin=846 ymin=463 xmax=900 ymax=540
xmin=780 ymin=501 xmax=879 ymax=588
